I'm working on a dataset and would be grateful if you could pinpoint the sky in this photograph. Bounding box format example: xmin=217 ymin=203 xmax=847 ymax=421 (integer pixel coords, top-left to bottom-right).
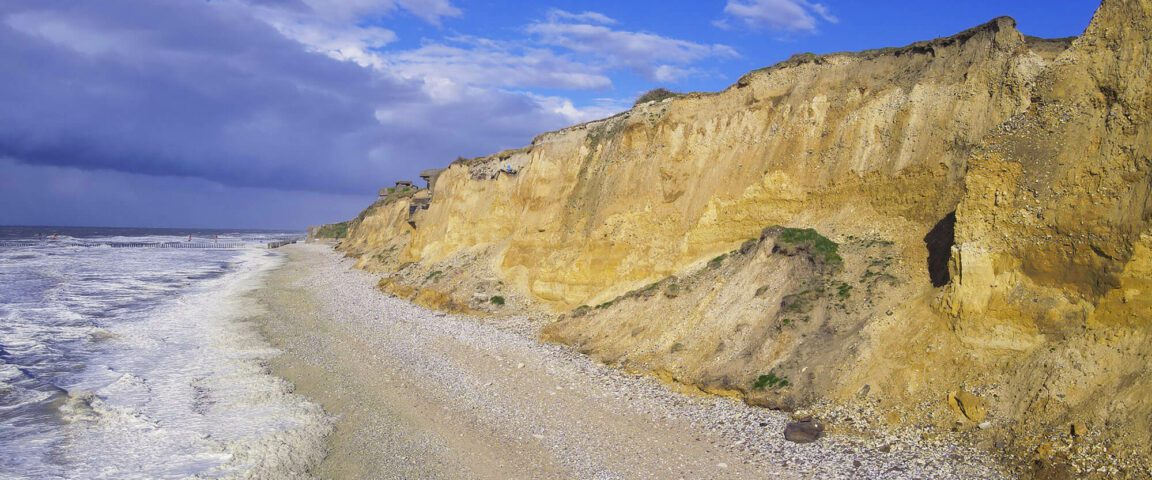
xmin=0 ymin=0 xmax=1101 ymax=230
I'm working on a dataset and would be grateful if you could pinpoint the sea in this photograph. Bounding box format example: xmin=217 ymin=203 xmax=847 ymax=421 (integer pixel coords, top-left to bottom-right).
xmin=0 ymin=227 xmax=330 ymax=479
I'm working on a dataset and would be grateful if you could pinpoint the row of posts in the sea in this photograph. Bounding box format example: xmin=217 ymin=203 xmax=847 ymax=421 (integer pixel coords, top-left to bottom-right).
xmin=3 ymin=239 xmax=299 ymax=249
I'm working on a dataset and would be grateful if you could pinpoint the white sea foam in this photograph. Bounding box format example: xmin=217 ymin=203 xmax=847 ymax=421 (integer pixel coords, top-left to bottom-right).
xmin=54 ymin=249 xmax=331 ymax=479
xmin=0 ymin=235 xmax=328 ymax=479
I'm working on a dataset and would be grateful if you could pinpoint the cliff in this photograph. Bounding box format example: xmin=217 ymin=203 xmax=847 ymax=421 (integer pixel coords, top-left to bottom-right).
xmin=337 ymin=1 xmax=1152 ymax=477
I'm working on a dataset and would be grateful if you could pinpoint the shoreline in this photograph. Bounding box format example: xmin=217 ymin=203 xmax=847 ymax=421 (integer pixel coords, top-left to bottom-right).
xmin=253 ymin=244 xmax=1007 ymax=479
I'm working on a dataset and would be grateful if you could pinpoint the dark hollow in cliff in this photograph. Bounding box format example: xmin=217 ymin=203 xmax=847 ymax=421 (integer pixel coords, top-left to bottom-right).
xmin=925 ymin=211 xmax=957 ymax=287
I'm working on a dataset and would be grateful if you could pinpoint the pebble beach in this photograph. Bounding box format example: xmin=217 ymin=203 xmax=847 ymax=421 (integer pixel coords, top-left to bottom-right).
xmin=253 ymin=244 xmax=1009 ymax=479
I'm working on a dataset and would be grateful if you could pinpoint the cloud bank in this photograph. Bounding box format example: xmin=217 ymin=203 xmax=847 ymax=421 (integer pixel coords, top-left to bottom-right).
xmin=0 ymin=0 xmax=573 ymax=195
xmin=0 ymin=1 xmax=736 ymax=199
xmin=0 ymin=1 xmax=743 ymax=227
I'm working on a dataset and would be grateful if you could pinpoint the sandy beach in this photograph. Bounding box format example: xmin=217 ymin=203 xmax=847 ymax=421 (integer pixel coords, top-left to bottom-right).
xmin=252 ymin=244 xmax=1007 ymax=479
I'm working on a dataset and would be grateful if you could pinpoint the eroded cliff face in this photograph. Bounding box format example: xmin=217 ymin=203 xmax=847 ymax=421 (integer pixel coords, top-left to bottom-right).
xmin=351 ymin=16 xmax=1046 ymax=302
xmin=338 ymin=1 xmax=1152 ymax=476
xmin=936 ymin=0 xmax=1152 ymax=475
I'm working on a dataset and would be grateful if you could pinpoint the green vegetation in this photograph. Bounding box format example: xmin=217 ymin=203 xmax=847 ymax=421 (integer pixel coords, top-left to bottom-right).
xmin=425 ymin=270 xmax=443 ymax=282
xmin=739 ymin=238 xmax=759 ymax=254
xmin=372 ymin=245 xmax=398 ymax=264
xmin=313 ymin=221 xmax=351 ymax=239
xmin=862 ymin=256 xmax=898 ymax=283
xmin=489 ymin=295 xmax=505 ymax=305
xmin=709 ymin=253 xmax=728 ymax=268
xmin=381 ymin=185 xmax=418 ymax=204
xmin=774 ymin=227 xmax=842 ymax=265
xmin=634 ymin=88 xmax=681 ymax=106
xmin=836 ymin=282 xmax=853 ymax=300
xmin=585 ymin=119 xmax=626 ymax=151
xmin=592 ymin=276 xmax=679 ymax=309
xmin=780 ymin=289 xmax=819 ymax=313
xmin=753 ymin=371 xmax=790 ymax=390
xmin=859 ymin=254 xmax=899 ymax=303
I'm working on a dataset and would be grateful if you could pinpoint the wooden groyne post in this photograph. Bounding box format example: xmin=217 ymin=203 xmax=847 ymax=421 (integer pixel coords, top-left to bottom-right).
xmin=266 ymin=239 xmax=299 ymax=249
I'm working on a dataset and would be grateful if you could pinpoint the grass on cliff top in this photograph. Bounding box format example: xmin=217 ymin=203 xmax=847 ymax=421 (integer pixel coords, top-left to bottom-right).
xmin=313 ymin=221 xmax=351 ymax=239
xmin=773 ymin=227 xmax=842 ymax=266
xmin=633 ymin=88 xmax=681 ymax=106
xmin=382 ymin=185 xmax=418 ymax=203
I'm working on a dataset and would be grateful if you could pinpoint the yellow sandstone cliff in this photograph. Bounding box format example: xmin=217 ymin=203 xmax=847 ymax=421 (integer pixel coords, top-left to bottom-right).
xmin=338 ymin=1 xmax=1152 ymax=476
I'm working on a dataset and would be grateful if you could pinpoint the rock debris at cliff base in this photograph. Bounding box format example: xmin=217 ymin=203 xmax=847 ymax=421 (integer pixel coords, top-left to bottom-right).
xmin=258 ymin=244 xmax=1008 ymax=479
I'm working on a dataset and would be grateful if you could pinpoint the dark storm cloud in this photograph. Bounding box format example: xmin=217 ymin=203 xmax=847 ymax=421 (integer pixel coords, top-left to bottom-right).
xmin=0 ymin=0 xmax=567 ymax=194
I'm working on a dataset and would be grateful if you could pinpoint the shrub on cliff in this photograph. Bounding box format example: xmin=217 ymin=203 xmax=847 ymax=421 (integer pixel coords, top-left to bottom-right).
xmin=634 ymin=88 xmax=681 ymax=106
xmin=314 ymin=221 xmax=351 ymax=239
xmin=764 ymin=226 xmax=842 ymax=266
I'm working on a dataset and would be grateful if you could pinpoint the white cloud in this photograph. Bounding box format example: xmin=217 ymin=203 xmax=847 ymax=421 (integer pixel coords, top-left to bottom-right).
xmin=719 ymin=0 xmax=838 ymax=33
xmin=232 ymin=0 xmax=463 ymax=69
xmin=651 ymin=65 xmax=698 ymax=83
xmin=226 ymin=1 xmax=623 ymax=137
xmin=238 ymin=4 xmax=733 ymax=94
xmin=373 ymin=10 xmax=736 ymax=94
xmin=384 ymin=37 xmax=613 ymax=91
xmin=294 ymin=0 xmax=460 ymax=24
xmin=526 ymin=94 xmax=631 ymax=124
xmin=544 ymin=9 xmax=617 ymax=25
xmin=394 ymin=0 xmax=461 ymax=25
xmin=527 ymin=10 xmax=738 ymax=81
xmin=271 ymin=21 xmax=397 ymax=67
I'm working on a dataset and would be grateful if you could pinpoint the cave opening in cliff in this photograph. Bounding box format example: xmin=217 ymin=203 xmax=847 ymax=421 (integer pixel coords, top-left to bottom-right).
xmin=924 ymin=212 xmax=956 ymax=287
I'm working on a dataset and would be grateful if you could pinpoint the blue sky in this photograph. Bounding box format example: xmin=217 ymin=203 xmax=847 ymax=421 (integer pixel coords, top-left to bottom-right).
xmin=0 ymin=0 xmax=1100 ymax=229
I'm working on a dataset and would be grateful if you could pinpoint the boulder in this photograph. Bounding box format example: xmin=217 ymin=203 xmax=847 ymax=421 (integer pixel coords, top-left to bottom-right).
xmin=948 ymin=390 xmax=987 ymax=423
xmin=783 ymin=420 xmax=824 ymax=443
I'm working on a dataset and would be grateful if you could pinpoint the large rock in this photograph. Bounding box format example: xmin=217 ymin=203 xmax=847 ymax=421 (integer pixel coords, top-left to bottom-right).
xmin=948 ymin=390 xmax=988 ymax=423
xmin=783 ymin=420 xmax=825 ymax=444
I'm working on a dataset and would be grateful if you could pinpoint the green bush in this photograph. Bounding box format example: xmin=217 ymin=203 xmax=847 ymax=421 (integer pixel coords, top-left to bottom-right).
xmin=634 ymin=88 xmax=681 ymax=106
xmin=490 ymin=295 xmax=505 ymax=305
xmin=752 ymin=372 xmax=791 ymax=390
xmin=773 ymin=227 xmax=842 ymax=265
xmin=313 ymin=221 xmax=351 ymax=239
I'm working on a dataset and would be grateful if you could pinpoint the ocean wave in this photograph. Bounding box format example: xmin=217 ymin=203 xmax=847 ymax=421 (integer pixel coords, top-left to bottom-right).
xmin=0 ymin=238 xmax=329 ymax=478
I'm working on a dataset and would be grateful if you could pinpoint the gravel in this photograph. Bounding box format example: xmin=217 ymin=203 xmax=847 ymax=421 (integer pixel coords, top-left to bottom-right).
xmin=258 ymin=244 xmax=1009 ymax=479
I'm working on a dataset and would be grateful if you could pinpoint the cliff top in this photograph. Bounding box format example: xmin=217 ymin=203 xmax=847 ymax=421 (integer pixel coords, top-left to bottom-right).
xmin=453 ymin=16 xmax=1078 ymax=168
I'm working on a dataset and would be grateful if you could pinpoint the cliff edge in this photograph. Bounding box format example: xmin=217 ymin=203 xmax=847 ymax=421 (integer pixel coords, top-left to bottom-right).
xmin=336 ymin=1 xmax=1152 ymax=477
